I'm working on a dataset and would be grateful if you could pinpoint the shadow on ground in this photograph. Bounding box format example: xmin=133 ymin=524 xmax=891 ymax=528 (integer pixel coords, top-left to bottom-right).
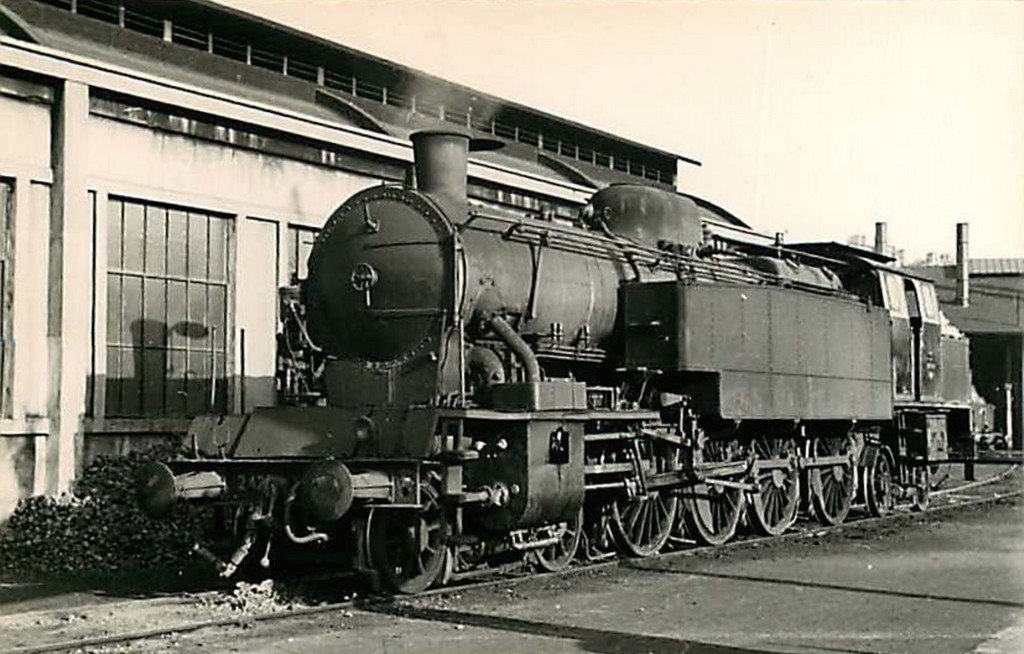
xmin=625 ymin=564 xmax=1024 ymax=610
xmin=365 ymin=601 xmax=816 ymax=654
xmin=0 ymin=564 xmax=231 ymax=612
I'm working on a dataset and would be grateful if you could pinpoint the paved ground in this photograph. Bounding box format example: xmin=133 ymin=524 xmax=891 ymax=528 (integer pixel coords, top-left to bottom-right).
xmin=1 ymin=466 xmax=1020 ymax=654
xmin=61 ymin=494 xmax=1024 ymax=654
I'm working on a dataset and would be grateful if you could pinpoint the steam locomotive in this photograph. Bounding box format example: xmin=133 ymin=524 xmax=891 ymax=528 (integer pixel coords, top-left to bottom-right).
xmin=138 ymin=130 xmax=980 ymax=593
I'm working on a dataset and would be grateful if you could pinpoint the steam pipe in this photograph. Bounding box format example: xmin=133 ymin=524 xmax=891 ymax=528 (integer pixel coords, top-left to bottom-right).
xmin=489 ymin=315 xmax=541 ymax=383
xmin=283 ymin=483 xmax=330 ymax=545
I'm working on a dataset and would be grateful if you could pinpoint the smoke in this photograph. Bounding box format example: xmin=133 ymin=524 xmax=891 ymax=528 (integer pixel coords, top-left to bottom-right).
xmin=0 ymin=439 xmax=22 ymax=525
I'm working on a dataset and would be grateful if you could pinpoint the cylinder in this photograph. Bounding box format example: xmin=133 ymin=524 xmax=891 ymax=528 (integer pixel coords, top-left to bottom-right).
xmin=956 ymin=222 xmax=969 ymax=307
xmin=411 ymin=130 xmax=469 ymax=201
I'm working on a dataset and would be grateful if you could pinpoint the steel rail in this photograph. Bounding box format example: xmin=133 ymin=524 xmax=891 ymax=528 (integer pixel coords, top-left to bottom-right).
xmin=7 ymin=465 xmax=1019 ymax=654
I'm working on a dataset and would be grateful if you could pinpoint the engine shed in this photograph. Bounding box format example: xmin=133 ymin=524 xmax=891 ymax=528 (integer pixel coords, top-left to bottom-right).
xmin=908 ymin=257 xmax=1024 ymax=448
xmin=0 ymin=0 xmax=711 ymax=506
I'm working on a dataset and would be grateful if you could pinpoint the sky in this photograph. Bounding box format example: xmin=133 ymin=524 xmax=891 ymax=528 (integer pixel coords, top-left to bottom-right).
xmin=218 ymin=0 xmax=1023 ymax=262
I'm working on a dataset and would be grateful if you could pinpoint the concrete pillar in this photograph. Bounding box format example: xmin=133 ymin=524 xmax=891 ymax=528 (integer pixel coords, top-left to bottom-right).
xmin=15 ymin=180 xmax=53 ymax=495
xmin=47 ymin=80 xmax=91 ymax=494
xmin=235 ymin=218 xmax=278 ymax=412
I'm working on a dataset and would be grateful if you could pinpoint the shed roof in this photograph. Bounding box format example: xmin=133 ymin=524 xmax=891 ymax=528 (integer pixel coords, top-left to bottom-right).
xmin=910 ymin=258 xmax=1024 ymax=278
xmin=967 ymin=258 xmax=1024 ymax=276
xmin=0 ymin=0 xmax=698 ymax=190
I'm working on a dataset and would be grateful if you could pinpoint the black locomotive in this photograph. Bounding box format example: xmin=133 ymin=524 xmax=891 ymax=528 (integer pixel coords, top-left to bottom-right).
xmin=139 ymin=130 xmax=981 ymax=592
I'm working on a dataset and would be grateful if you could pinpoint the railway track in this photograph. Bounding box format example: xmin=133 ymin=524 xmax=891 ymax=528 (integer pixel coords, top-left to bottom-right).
xmin=6 ymin=464 xmax=1020 ymax=654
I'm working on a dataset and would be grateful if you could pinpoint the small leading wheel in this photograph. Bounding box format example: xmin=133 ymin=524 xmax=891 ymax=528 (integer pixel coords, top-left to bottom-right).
xmin=911 ymin=465 xmax=930 ymax=512
xmin=681 ymin=439 xmax=745 ymax=546
xmin=808 ymin=436 xmax=856 ymax=526
xmin=746 ymin=436 xmax=800 ymax=536
xmin=864 ymin=446 xmax=895 ymax=518
xmin=369 ymin=483 xmax=448 ymax=594
xmin=531 ymin=505 xmax=584 ymax=572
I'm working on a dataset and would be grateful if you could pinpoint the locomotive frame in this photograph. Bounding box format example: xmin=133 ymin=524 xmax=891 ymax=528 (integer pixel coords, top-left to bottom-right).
xmin=138 ymin=130 xmax=981 ymax=593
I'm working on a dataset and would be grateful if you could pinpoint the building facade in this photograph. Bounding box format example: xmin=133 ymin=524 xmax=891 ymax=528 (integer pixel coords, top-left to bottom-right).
xmin=908 ymin=259 xmax=1024 ymax=446
xmin=0 ymin=0 xmax=700 ymax=504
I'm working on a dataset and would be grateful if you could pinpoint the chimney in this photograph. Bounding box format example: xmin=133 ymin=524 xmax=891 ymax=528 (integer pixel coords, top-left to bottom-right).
xmin=874 ymin=221 xmax=887 ymax=255
xmin=410 ymin=130 xmax=470 ymax=202
xmin=956 ymin=222 xmax=969 ymax=307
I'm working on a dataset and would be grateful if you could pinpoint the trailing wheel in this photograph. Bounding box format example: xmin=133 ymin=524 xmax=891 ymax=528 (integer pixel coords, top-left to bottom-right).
xmin=746 ymin=437 xmax=800 ymax=536
xmin=610 ymin=438 xmax=679 ymax=557
xmin=808 ymin=436 xmax=856 ymax=526
xmin=368 ymin=483 xmax=448 ymax=594
xmin=864 ymin=446 xmax=895 ymax=518
xmin=531 ymin=505 xmax=584 ymax=572
xmin=681 ymin=439 xmax=745 ymax=546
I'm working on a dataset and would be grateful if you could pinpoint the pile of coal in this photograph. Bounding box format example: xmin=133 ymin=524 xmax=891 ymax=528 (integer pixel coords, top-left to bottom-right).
xmin=0 ymin=445 xmax=213 ymax=577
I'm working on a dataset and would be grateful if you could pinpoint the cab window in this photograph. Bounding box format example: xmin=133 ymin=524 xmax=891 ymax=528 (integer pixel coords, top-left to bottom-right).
xmin=879 ymin=271 xmax=908 ymax=318
xmin=915 ymin=280 xmax=940 ymax=323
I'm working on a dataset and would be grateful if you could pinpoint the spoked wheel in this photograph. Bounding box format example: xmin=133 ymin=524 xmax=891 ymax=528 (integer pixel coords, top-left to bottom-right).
xmin=911 ymin=465 xmax=930 ymax=512
xmin=369 ymin=483 xmax=448 ymax=594
xmin=681 ymin=439 xmax=745 ymax=546
xmin=746 ymin=436 xmax=800 ymax=536
xmin=610 ymin=438 xmax=679 ymax=557
xmin=531 ymin=505 xmax=584 ymax=572
xmin=611 ymin=491 xmax=677 ymax=557
xmin=864 ymin=446 xmax=895 ymax=518
xmin=808 ymin=436 xmax=856 ymax=526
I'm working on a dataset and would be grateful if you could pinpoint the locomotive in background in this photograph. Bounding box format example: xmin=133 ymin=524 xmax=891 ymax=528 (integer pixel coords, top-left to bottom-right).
xmin=139 ymin=130 xmax=985 ymax=593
